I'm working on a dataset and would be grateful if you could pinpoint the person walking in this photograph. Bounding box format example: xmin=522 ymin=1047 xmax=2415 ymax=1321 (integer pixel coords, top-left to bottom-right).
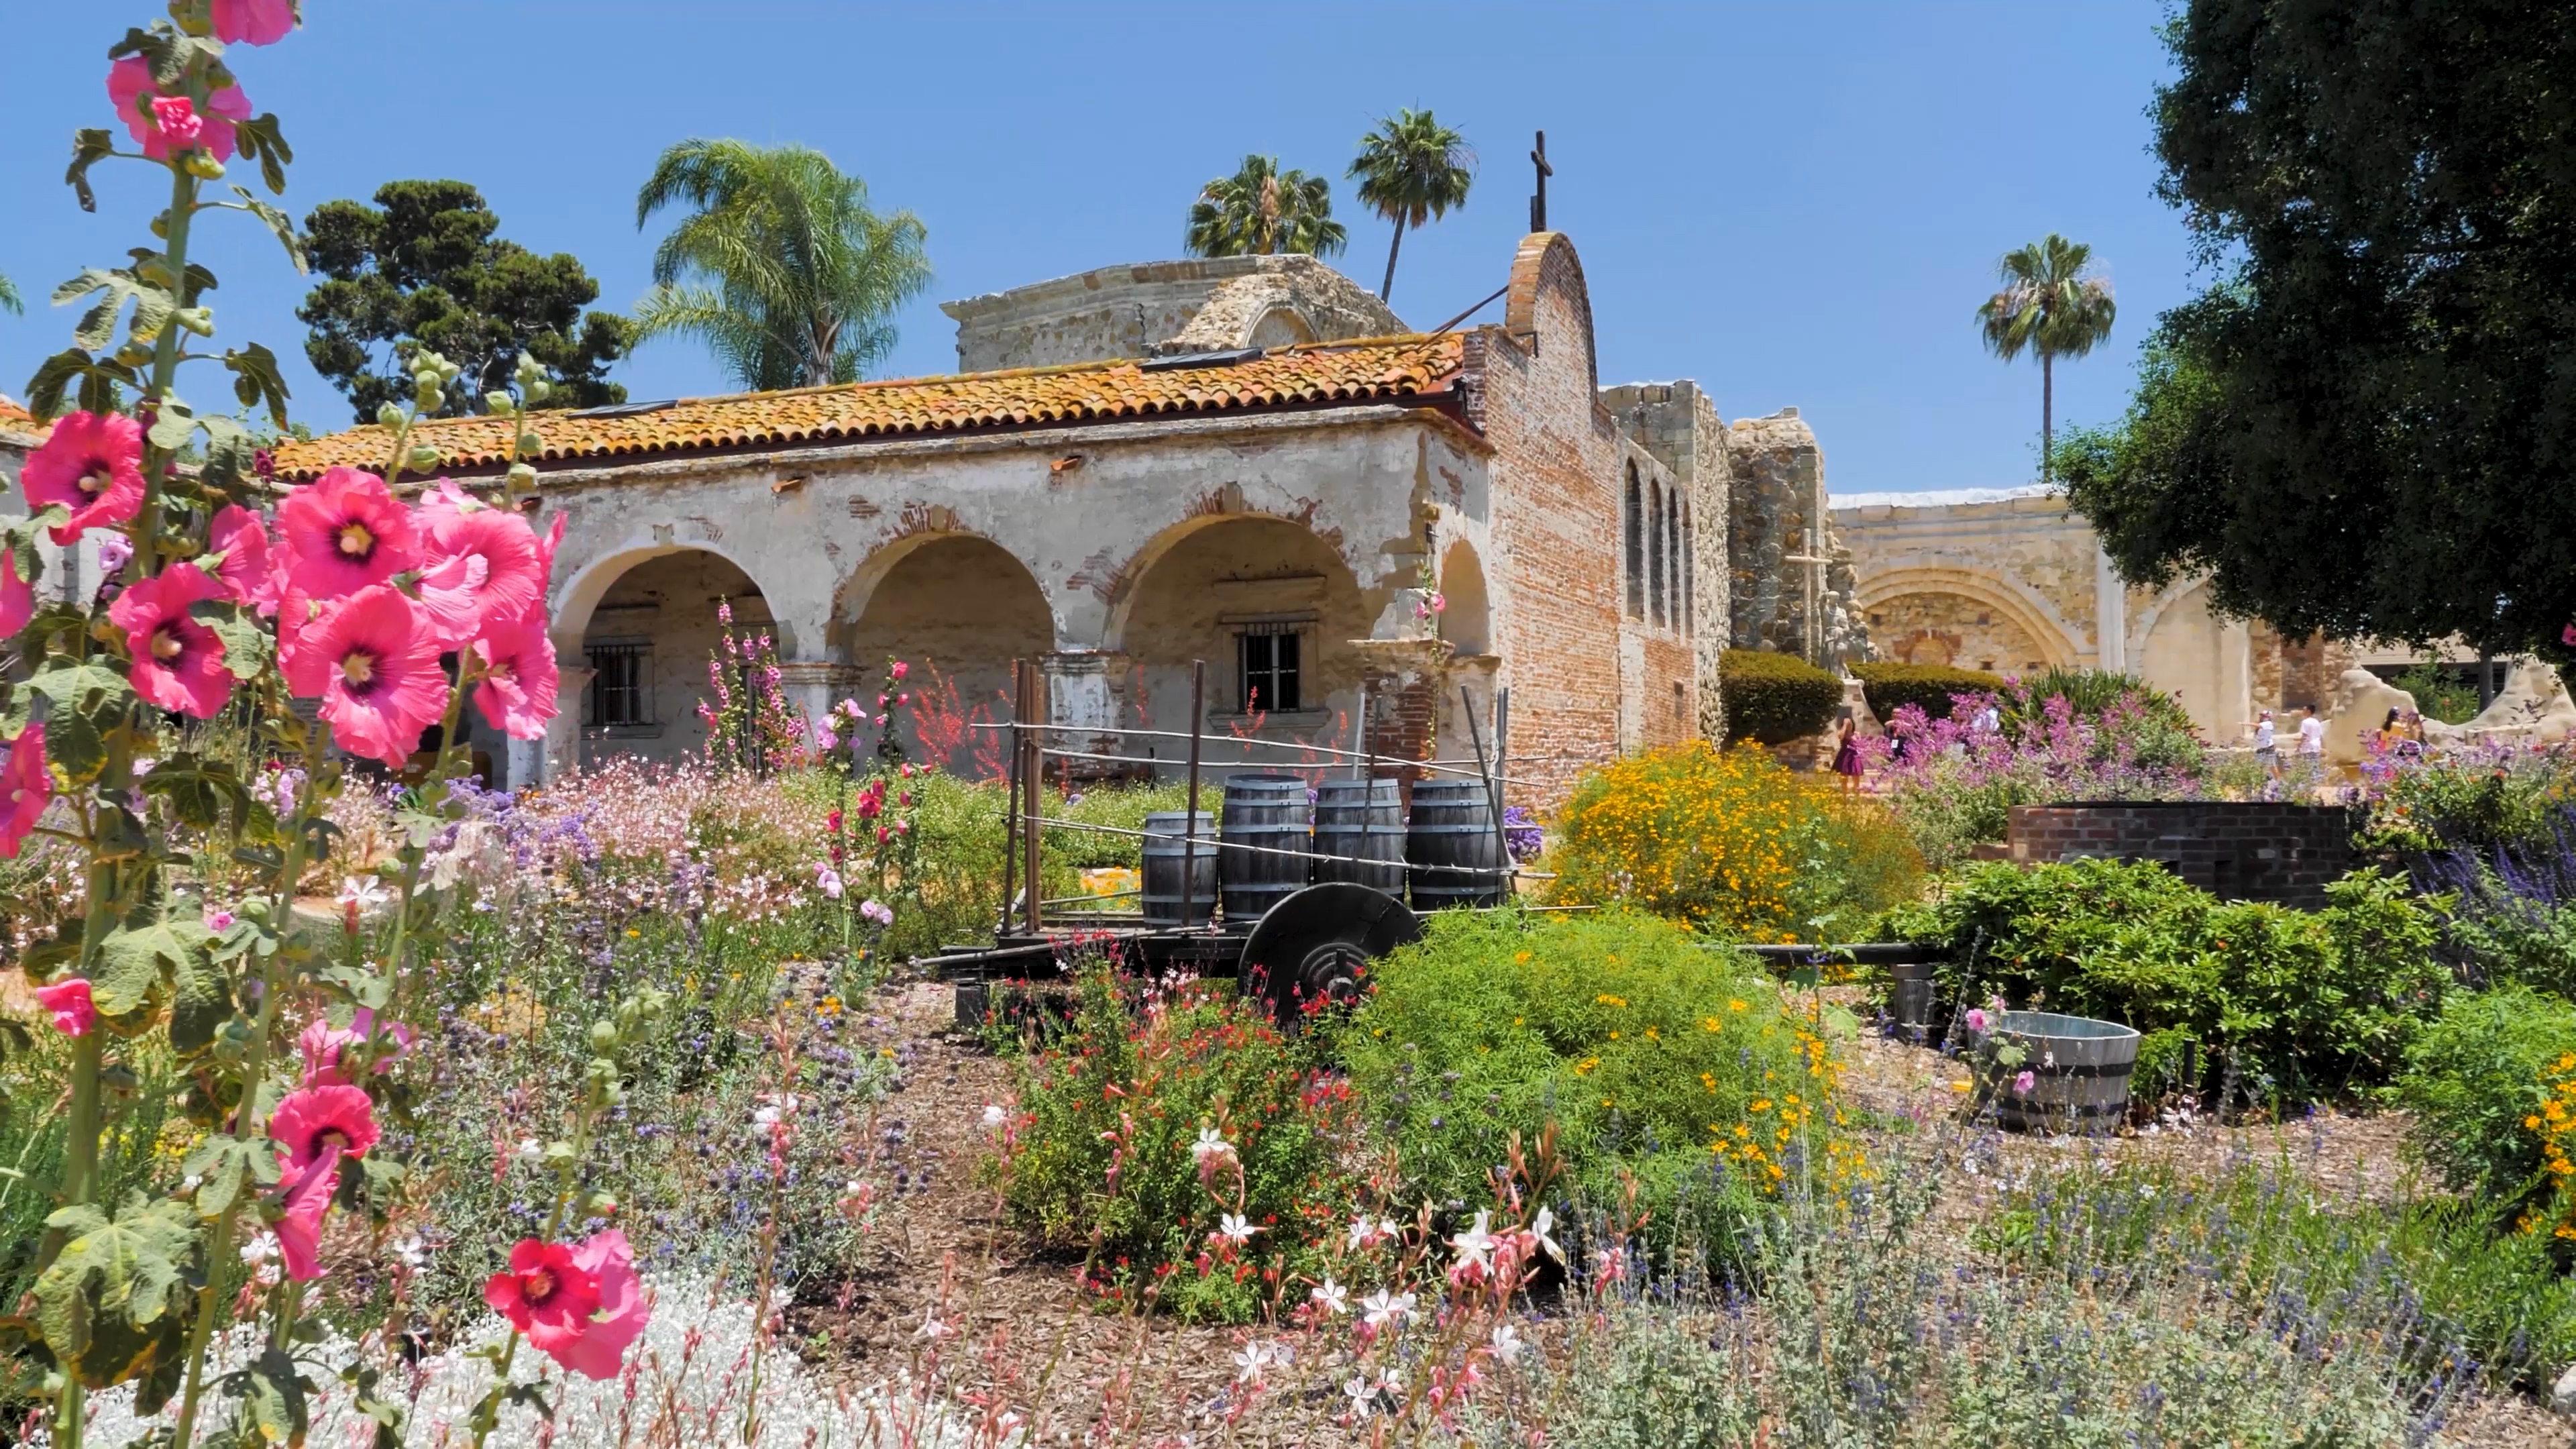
xmin=2253 ymin=709 xmax=2279 ymax=780
xmin=2296 ymin=705 xmax=2326 ymax=760
xmin=1830 ymin=716 xmax=1864 ymax=794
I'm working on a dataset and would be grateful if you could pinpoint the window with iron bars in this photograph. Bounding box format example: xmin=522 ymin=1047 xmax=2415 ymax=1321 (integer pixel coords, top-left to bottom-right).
xmin=1236 ymin=623 xmax=1303 ymax=714
xmin=586 ymin=640 xmax=652 ymax=727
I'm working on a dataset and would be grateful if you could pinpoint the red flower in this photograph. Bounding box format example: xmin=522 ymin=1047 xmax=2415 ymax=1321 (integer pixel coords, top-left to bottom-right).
xmin=268 ymin=1083 xmax=380 ymax=1175
xmin=550 ymin=1230 xmax=650 ymax=1379
xmin=277 ymin=466 xmax=419 ymax=600
xmin=0 ymin=724 xmax=50 ymax=859
xmin=109 ymin=562 xmax=233 ymax=718
xmin=21 ymin=411 xmax=144 ymax=543
xmin=484 ymin=1239 xmax=602 ymax=1356
xmin=106 ymin=58 xmax=252 ymax=162
xmin=282 ymin=586 xmax=445 ymax=767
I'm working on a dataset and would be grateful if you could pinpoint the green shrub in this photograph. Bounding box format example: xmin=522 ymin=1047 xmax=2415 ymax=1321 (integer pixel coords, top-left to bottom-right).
xmin=1717 ymin=649 xmax=1842 ymax=745
xmin=2444 ymin=890 xmax=2576 ymax=998
xmin=989 ymin=963 xmax=1354 ymax=1322
xmin=1334 ymin=909 xmax=1856 ymax=1252
xmin=1546 ymin=742 xmax=1922 ymax=942
xmin=2361 ymin=749 xmax=2574 ymax=855
xmin=1996 ymin=666 xmax=2205 ymax=771
xmin=2396 ymin=985 xmax=2576 ymax=1215
xmin=1882 ymin=859 xmax=2448 ymax=1102
xmin=1850 ymin=661 xmax=2002 ymax=722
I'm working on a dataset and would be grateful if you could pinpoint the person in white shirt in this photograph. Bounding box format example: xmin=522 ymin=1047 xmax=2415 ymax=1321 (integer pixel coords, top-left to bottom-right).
xmin=2296 ymin=706 xmax=2326 ymax=757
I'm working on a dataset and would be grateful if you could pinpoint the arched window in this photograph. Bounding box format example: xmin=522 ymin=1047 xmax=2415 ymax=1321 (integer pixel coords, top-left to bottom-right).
xmin=1667 ymin=492 xmax=1684 ymax=635
xmin=1680 ymin=500 xmax=1694 ymax=636
xmin=1623 ymin=466 xmax=1644 ymax=619
xmin=1648 ymin=482 xmax=1667 ymax=627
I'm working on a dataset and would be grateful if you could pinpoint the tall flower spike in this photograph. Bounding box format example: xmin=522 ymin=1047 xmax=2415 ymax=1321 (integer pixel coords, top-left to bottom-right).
xmin=105 ymin=58 xmax=252 ymax=162
xmin=109 ymin=561 xmax=233 ymax=718
xmin=280 ymin=585 xmax=445 ymax=767
xmin=0 ymin=724 xmax=50 ymax=859
xmin=277 ymin=466 xmax=420 ymax=600
xmin=19 ymin=411 xmax=144 ymax=544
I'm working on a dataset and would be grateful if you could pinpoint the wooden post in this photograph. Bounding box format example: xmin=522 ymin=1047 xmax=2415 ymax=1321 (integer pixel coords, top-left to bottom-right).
xmin=1014 ymin=659 xmax=1035 ymax=928
xmin=1183 ymin=659 xmax=1205 ymax=928
xmin=1351 ymin=682 xmax=1369 ymax=782
xmin=1000 ymin=658 xmax=1022 ymax=936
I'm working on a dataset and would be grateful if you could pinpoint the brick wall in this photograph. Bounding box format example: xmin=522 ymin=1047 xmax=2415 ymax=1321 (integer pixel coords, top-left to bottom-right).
xmin=2006 ymin=802 xmax=2355 ymax=909
xmin=1480 ymin=234 xmax=1633 ymax=810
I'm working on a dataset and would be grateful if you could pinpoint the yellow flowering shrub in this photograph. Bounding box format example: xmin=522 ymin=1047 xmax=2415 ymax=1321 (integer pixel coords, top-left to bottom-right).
xmin=2521 ymin=1051 xmax=2576 ymax=1242
xmin=1546 ymin=741 xmax=1922 ymax=941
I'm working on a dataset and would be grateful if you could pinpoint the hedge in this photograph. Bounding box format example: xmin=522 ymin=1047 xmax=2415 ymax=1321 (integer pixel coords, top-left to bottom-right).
xmin=1851 ymin=662 xmax=2004 ymax=722
xmin=1719 ymin=649 xmax=1842 ymax=744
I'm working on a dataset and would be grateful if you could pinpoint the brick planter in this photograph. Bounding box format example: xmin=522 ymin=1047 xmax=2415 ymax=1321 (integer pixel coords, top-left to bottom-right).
xmin=2004 ymin=801 xmax=2355 ymax=908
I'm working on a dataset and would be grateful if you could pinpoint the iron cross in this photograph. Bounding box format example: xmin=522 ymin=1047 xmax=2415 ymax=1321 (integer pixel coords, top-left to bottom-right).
xmin=1529 ymin=131 xmax=1553 ymax=233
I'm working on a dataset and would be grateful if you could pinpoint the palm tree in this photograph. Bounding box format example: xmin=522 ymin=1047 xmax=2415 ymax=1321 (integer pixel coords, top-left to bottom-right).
xmin=1976 ymin=233 xmax=2116 ymax=484
xmin=0 ymin=271 xmax=20 ymax=316
xmin=633 ymin=140 xmax=931 ymax=392
xmin=1184 ymin=156 xmax=1347 ymax=260
xmin=1348 ymin=109 xmax=1475 ymax=303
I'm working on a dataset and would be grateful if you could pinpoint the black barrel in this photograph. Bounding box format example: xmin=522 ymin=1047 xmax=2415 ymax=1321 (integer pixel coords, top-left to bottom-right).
xmin=1312 ymin=779 xmax=1405 ymax=894
xmin=1139 ymin=810 xmax=1216 ymax=924
xmin=1219 ymin=775 xmax=1314 ymax=926
xmin=1407 ymin=779 xmax=1505 ymax=909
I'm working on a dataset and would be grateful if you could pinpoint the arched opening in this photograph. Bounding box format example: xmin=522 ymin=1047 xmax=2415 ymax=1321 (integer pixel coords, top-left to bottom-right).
xmin=838 ymin=534 xmax=1054 ymax=773
xmin=1623 ymin=466 xmax=1644 ymax=619
xmin=1114 ymin=515 xmax=1368 ymax=758
xmin=1648 ymin=482 xmax=1667 ymax=627
xmin=1866 ymin=589 xmax=2051 ymax=674
xmin=1680 ymin=500 xmax=1695 ymax=635
xmin=1438 ymin=540 xmax=1493 ymax=656
xmin=555 ymin=546 xmax=777 ymax=769
xmin=1245 ymin=307 xmax=1318 ymax=350
xmin=2139 ymin=580 xmax=2225 ymax=736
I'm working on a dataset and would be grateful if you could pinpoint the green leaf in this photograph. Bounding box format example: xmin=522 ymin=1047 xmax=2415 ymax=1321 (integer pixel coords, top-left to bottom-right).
xmin=215 ymin=1348 xmax=311 ymax=1448
xmin=146 ymin=398 xmax=197 ymax=453
xmin=23 ymin=347 xmax=138 ymax=421
xmin=223 ymin=343 xmax=290 ymax=427
xmin=93 ymin=889 xmax=216 ymax=1020
xmin=228 ymin=186 xmax=307 ymax=273
xmin=65 ymin=128 xmax=115 ymax=213
xmin=32 ymin=1193 xmax=197 ymax=1385
xmin=234 ymin=114 xmax=293 ymax=196
xmin=180 ymin=1136 xmax=270 ymax=1219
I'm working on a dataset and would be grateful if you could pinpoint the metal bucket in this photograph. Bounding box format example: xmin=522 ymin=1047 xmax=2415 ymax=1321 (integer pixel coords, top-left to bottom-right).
xmin=1970 ymin=1010 xmax=2140 ymax=1133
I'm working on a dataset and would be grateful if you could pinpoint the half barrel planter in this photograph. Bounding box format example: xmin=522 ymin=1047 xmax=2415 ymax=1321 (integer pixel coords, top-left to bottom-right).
xmin=1968 ymin=1010 xmax=2141 ymax=1134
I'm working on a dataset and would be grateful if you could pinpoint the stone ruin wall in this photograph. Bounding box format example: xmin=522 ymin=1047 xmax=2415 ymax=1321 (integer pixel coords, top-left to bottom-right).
xmin=1721 ymin=407 xmax=1862 ymax=665
xmin=1600 ymin=380 xmax=1733 ymax=739
xmin=940 ymin=255 xmax=1405 ymax=373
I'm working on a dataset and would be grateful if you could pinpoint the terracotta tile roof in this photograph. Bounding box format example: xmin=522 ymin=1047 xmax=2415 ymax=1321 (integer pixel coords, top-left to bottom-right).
xmin=0 ymin=397 xmax=40 ymax=441
xmin=271 ymin=333 xmax=1466 ymax=482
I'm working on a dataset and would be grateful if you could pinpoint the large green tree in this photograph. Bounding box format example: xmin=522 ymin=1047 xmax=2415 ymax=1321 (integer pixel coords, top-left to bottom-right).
xmin=1348 ymin=110 xmax=1475 ymax=303
xmin=2065 ymin=1 xmax=2576 ymax=659
xmin=297 ymin=180 xmax=632 ymax=421
xmin=633 ymin=140 xmax=930 ymax=392
xmin=1184 ymin=156 xmax=1347 ymax=260
xmin=1976 ymin=234 xmax=2116 ymax=485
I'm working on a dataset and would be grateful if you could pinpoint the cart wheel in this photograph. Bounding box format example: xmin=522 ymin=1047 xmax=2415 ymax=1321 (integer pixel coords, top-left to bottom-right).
xmin=1238 ymin=883 xmax=1421 ymax=1028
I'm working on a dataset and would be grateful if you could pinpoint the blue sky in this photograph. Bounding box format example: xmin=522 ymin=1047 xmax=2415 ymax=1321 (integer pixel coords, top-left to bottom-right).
xmin=0 ymin=1 xmax=2192 ymax=496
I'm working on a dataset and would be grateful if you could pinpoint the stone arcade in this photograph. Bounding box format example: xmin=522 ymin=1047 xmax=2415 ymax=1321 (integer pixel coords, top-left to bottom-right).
xmin=241 ymin=232 xmax=1855 ymax=807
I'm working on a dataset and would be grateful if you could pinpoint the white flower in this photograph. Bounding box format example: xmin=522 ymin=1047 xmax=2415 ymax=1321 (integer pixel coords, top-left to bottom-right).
xmin=1231 ymin=1339 xmax=1283 ymax=1383
xmin=981 ymin=1104 xmax=1009 ymax=1131
xmin=1217 ymin=1213 xmax=1257 ymax=1244
xmin=1489 ymin=1324 xmax=1524 ymax=1362
xmin=1529 ymin=1205 xmax=1564 ymax=1263
xmin=241 ymin=1231 xmax=280 ymax=1266
xmin=1346 ymin=1213 xmax=1401 ymax=1252
xmin=1449 ymin=1208 xmax=1495 ymax=1271
xmin=1309 ymin=1277 xmax=1348 ymax=1316
xmin=1191 ymin=1126 xmax=1234 ymax=1166
xmin=515 ymin=1138 xmax=543 ymax=1163
xmin=1360 ymin=1289 xmax=1415 ymax=1330
xmin=912 ymin=1313 xmax=950 ymax=1342
xmin=394 ymin=1232 xmax=431 ymax=1268
xmin=336 ymin=875 xmax=390 ymax=909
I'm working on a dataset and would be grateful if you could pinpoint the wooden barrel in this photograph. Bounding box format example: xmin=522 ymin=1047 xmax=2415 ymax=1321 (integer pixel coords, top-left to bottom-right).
xmin=1138 ymin=811 xmax=1216 ymax=924
xmin=1312 ymin=779 xmax=1405 ymax=894
xmin=1407 ymin=780 xmax=1505 ymax=909
xmin=1218 ymin=775 xmax=1313 ymax=926
xmin=1971 ymin=1010 xmax=2140 ymax=1133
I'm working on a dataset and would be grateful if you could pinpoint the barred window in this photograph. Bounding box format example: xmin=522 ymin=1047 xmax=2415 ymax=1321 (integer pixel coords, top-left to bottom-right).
xmin=586 ymin=641 xmax=651 ymax=727
xmin=1238 ymin=623 xmax=1303 ymax=714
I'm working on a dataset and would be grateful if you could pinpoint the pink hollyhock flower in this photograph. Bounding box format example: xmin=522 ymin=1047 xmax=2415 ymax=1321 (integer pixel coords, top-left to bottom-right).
xmin=282 ymin=586 xmax=445 ymax=767
xmin=275 ymin=1144 xmax=341 ymax=1282
xmin=107 ymin=58 xmax=252 ymax=162
xmin=532 ymin=512 xmax=566 ymax=587
xmin=2565 ymin=623 xmax=2576 ymax=647
xmin=1964 ymin=1008 xmax=1990 ymax=1034
xmin=207 ymin=504 xmax=280 ymax=616
xmin=0 ymin=724 xmax=50 ymax=859
xmin=471 ymin=612 xmax=560 ymax=741
xmin=149 ymin=96 xmax=203 ymax=152
xmin=890 ymin=661 xmax=908 ymax=681
xmin=2012 ymin=1069 xmax=2037 ymax=1096
xmin=268 ymin=1083 xmax=380 ymax=1173
xmin=551 ymin=1229 xmax=650 ymax=1379
xmin=20 ymin=411 xmax=145 ymax=544
xmin=277 ymin=467 xmax=419 ymax=600
xmin=211 ymin=0 xmax=299 ymax=45
xmin=485 ymin=1239 xmax=604 ymax=1356
xmin=299 ymin=1009 xmax=414 ymax=1087
xmin=0 ymin=549 xmax=32 ymax=639
xmin=109 ymin=562 xmax=233 ymax=718
xmin=417 ymin=504 xmax=542 ymax=646
xmin=35 ymin=978 xmax=96 ymax=1036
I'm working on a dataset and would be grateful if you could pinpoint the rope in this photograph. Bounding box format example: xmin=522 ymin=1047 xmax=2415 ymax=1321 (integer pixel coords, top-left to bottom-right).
xmin=1030 ymin=743 xmax=1554 ymax=791
xmin=1029 ymin=813 xmax=1516 ymax=879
